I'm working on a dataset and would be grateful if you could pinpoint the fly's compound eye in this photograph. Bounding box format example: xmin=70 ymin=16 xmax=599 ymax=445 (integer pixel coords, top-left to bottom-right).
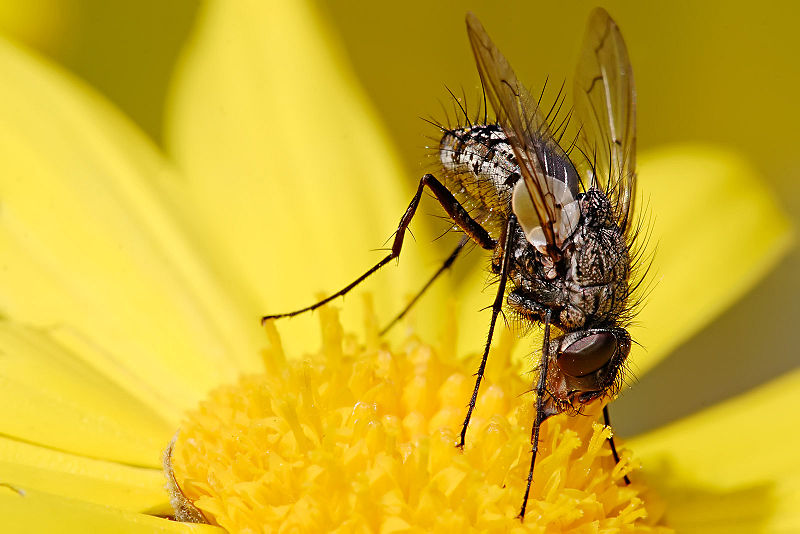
xmin=557 ymin=331 xmax=617 ymax=377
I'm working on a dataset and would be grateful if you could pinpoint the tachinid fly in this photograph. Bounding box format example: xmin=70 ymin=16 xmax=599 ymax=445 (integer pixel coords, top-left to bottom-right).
xmin=263 ymin=8 xmax=640 ymax=520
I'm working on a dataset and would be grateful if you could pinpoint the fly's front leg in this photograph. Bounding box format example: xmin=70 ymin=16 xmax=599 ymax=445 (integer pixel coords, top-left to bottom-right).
xmin=519 ymin=308 xmax=552 ymax=521
xmin=458 ymin=214 xmax=517 ymax=449
xmin=262 ymin=174 xmax=495 ymax=322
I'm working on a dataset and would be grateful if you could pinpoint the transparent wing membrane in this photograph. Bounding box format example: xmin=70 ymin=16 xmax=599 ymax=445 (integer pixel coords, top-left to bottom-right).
xmin=466 ymin=13 xmax=580 ymax=257
xmin=573 ymin=8 xmax=637 ymax=233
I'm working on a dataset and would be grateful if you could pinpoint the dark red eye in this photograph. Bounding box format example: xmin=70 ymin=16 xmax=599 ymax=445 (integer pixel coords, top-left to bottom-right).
xmin=557 ymin=332 xmax=617 ymax=377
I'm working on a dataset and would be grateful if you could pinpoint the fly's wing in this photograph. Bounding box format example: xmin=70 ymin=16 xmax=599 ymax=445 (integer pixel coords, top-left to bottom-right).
xmin=573 ymin=8 xmax=637 ymax=233
xmin=466 ymin=13 xmax=578 ymax=258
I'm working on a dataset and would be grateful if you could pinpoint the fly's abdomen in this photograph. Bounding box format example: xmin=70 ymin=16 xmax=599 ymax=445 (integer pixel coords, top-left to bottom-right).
xmin=438 ymin=124 xmax=519 ymax=235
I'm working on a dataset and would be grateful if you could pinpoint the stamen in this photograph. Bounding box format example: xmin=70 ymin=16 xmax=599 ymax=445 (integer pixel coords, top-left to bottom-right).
xmin=165 ymin=306 xmax=670 ymax=531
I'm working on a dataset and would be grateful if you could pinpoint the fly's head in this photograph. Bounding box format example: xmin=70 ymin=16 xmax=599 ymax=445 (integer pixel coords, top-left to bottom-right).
xmin=543 ymin=327 xmax=631 ymax=417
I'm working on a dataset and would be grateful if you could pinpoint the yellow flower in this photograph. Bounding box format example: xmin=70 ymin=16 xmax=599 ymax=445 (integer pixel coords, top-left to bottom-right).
xmin=168 ymin=303 xmax=671 ymax=532
xmin=0 ymin=1 xmax=795 ymax=533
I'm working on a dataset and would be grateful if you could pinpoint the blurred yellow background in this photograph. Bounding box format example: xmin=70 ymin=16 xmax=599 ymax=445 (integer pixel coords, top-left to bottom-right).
xmin=1 ymin=0 xmax=797 ymax=437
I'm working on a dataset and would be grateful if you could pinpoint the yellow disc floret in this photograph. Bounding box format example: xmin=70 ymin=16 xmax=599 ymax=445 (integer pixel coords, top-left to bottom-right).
xmin=166 ymin=305 xmax=670 ymax=533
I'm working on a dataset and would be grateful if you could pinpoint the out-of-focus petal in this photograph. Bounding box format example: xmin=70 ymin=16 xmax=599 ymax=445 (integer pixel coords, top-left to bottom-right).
xmin=0 ymin=436 xmax=166 ymax=512
xmin=0 ymin=35 xmax=265 ymax=421
xmin=0 ymin=323 xmax=169 ymax=465
xmin=0 ymin=1 xmax=70 ymax=52
xmin=164 ymin=0 xmax=444 ymax=353
xmin=0 ymin=485 xmax=221 ymax=534
xmin=630 ymin=145 xmax=792 ymax=373
xmin=631 ymin=368 xmax=800 ymax=533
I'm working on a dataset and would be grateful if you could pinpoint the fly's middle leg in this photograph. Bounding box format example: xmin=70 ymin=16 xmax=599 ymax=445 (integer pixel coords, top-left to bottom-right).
xmin=458 ymin=214 xmax=517 ymax=449
xmin=380 ymin=236 xmax=469 ymax=335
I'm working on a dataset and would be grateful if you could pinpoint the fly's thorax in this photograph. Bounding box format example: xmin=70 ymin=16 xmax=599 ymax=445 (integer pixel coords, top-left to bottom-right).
xmin=504 ymin=188 xmax=631 ymax=331
xmin=559 ymin=192 xmax=630 ymax=328
xmin=579 ymin=188 xmax=616 ymax=228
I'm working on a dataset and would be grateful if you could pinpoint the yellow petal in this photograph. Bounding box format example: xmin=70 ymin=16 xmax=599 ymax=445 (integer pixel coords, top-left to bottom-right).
xmin=0 ymin=323 xmax=169 ymax=465
xmin=0 ymin=485 xmax=221 ymax=534
xmin=164 ymin=0 xmax=444 ymax=354
xmin=0 ymin=34 xmax=264 ymax=421
xmin=630 ymin=145 xmax=792 ymax=373
xmin=0 ymin=0 xmax=69 ymax=52
xmin=631 ymin=368 xmax=800 ymax=533
xmin=0 ymin=435 xmax=167 ymax=512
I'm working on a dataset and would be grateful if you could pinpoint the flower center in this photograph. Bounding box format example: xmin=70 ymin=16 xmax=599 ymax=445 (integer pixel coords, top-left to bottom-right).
xmin=165 ymin=306 xmax=670 ymax=532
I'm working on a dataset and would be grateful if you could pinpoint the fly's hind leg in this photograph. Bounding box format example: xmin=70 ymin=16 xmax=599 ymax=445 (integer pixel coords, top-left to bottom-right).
xmin=518 ymin=308 xmax=552 ymax=520
xmin=458 ymin=214 xmax=517 ymax=449
xmin=261 ymin=174 xmax=496 ymax=323
xmin=380 ymin=236 xmax=469 ymax=335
